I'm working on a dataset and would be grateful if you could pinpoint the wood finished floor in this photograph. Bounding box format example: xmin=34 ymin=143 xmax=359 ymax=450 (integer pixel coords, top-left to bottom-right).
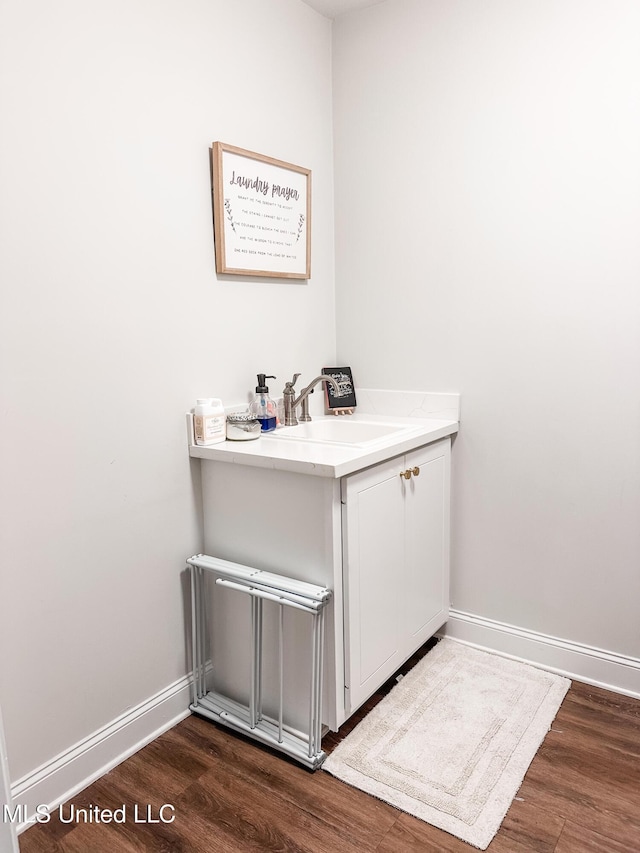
xmin=19 ymin=642 xmax=640 ymax=852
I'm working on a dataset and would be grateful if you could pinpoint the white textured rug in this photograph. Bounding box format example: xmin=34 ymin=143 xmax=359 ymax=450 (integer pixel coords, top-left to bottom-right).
xmin=323 ymin=639 xmax=570 ymax=850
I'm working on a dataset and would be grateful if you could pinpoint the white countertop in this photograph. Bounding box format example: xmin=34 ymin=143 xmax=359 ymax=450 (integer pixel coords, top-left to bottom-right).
xmin=189 ymin=412 xmax=459 ymax=478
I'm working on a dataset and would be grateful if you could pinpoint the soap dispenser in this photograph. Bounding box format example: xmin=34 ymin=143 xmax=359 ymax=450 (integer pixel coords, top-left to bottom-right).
xmin=250 ymin=374 xmax=278 ymax=432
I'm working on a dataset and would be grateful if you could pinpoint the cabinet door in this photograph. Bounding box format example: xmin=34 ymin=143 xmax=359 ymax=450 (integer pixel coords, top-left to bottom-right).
xmin=342 ymin=456 xmax=405 ymax=714
xmin=403 ymin=440 xmax=450 ymax=656
xmin=342 ymin=438 xmax=451 ymax=718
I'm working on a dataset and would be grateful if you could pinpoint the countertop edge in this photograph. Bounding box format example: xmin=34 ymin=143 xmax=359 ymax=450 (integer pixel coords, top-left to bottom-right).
xmin=189 ymin=419 xmax=459 ymax=478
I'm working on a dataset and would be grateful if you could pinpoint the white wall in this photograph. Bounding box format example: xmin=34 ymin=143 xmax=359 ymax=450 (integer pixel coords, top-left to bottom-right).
xmin=333 ymin=1 xmax=640 ymax=663
xmin=0 ymin=0 xmax=335 ymax=783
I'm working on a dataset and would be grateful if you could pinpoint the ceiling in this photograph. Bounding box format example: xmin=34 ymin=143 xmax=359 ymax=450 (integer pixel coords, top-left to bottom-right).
xmin=301 ymin=0 xmax=383 ymax=19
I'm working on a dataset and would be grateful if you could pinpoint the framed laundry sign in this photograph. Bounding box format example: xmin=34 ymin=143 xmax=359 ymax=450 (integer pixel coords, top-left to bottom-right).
xmin=211 ymin=142 xmax=311 ymax=279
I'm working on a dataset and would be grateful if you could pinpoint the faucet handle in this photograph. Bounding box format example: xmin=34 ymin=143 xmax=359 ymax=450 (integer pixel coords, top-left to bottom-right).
xmin=285 ymin=372 xmax=301 ymax=391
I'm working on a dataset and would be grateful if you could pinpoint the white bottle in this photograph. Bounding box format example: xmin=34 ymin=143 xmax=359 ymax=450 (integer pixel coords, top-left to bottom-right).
xmin=193 ymin=398 xmax=226 ymax=446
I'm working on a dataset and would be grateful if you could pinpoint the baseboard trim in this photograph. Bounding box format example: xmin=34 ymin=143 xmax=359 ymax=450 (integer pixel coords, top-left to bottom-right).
xmin=441 ymin=609 xmax=640 ymax=699
xmin=11 ymin=675 xmax=192 ymax=834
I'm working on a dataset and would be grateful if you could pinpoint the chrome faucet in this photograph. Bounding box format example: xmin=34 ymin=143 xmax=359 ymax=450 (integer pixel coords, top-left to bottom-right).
xmin=283 ymin=373 xmax=342 ymax=426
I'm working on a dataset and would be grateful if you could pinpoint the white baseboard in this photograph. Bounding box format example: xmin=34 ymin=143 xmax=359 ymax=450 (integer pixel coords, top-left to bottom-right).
xmin=441 ymin=609 xmax=640 ymax=699
xmin=11 ymin=675 xmax=192 ymax=834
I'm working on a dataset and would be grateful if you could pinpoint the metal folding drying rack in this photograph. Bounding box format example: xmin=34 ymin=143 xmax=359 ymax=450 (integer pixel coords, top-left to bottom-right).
xmin=187 ymin=553 xmax=332 ymax=770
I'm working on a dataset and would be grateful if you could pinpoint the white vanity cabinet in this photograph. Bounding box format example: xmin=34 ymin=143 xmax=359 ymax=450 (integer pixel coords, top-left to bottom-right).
xmin=341 ymin=438 xmax=451 ymax=714
xmin=191 ymin=410 xmax=457 ymax=734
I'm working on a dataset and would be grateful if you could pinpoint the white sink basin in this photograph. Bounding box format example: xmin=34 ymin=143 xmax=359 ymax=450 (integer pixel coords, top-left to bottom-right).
xmin=273 ymin=418 xmax=418 ymax=446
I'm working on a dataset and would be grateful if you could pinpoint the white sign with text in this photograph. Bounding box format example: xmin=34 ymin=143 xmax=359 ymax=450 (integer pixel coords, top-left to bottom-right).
xmin=213 ymin=143 xmax=311 ymax=279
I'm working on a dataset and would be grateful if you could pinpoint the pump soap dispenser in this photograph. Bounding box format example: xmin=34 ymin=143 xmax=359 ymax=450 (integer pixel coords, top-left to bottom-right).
xmin=250 ymin=374 xmax=278 ymax=432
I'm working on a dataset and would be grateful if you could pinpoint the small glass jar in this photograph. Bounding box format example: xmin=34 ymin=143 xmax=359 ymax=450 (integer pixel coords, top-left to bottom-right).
xmin=226 ymin=412 xmax=261 ymax=441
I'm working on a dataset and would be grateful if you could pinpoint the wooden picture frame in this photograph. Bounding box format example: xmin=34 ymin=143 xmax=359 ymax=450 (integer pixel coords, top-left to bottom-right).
xmin=211 ymin=141 xmax=311 ymax=279
xmin=322 ymin=367 xmax=357 ymax=412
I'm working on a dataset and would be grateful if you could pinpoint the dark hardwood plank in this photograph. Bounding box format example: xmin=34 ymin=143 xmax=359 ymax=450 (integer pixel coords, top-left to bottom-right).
xmin=56 ymin=820 xmax=143 ymax=853
xmin=175 ymin=713 xmax=399 ymax=847
xmin=174 ymin=765 xmax=370 ymax=853
xmin=175 ymin=717 xmax=396 ymax=852
xmin=515 ymin=683 xmax=640 ymax=847
xmin=554 ymin=819 xmax=639 ymax=853
xmin=10 ymin=825 xmax=66 ymax=853
xmin=66 ymin=776 xmax=192 ymax=853
xmin=94 ymin=727 xmax=212 ymax=807
xmin=487 ymin=798 xmax=565 ymax=853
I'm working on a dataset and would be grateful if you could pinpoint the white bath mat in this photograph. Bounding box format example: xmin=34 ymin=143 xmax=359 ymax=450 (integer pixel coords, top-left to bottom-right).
xmin=323 ymin=638 xmax=570 ymax=849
